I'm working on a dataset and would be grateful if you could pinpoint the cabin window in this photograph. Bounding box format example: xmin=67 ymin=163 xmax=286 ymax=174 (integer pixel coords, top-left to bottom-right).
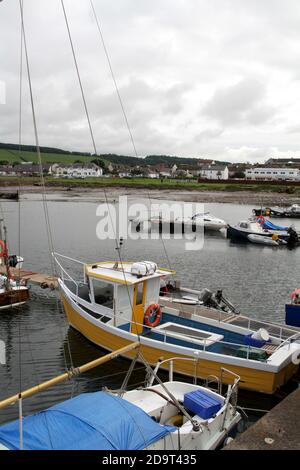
xmin=91 ymin=279 xmax=114 ymax=308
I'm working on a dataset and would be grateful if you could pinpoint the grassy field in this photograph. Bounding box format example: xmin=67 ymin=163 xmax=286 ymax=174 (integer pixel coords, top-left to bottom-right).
xmin=0 ymin=175 xmax=300 ymax=193
xmin=0 ymin=148 xmax=98 ymax=164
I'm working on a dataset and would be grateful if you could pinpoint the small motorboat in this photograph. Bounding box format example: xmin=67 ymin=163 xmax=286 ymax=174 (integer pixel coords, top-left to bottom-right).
xmin=247 ymin=234 xmax=286 ymax=246
xmin=253 ymin=204 xmax=300 ymax=219
xmin=285 ymin=289 xmax=300 ymax=327
xmin=0 ymin=345 xmax=241 ymax=450
xmin=132 ymin=212 xmax=227 ymax=233
xmin=227 ymin=219 xmax=289 ymax=242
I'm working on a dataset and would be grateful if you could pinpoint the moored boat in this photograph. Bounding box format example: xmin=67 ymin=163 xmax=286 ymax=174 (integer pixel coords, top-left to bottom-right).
xmin=227 ymin=218 xmax=295 ymax=243
xmin=227 ymin=219 xmax=284 ymax=242
xmin=0 ymin=344 xmax=241 ymax=450
xmin=0 ymin=221 xmax=29 ymax=311
xmin=253 ymin=204 xmax=300 ymax=218
xmin=247 ymin=234 xmax=287 ymax=246
xmin=133 ymin=212 xmax=227 ymax=233
xmin=55 ymin=253 xmax=300 ymax=394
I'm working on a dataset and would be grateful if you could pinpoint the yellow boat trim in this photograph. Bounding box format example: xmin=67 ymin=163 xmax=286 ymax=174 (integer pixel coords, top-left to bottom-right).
xmin=61 ymin=294 xmax=298 ymax=394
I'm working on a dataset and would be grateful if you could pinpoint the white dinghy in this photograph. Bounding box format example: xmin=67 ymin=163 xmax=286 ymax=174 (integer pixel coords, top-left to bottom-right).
xmin=0 ymin=344 xmax=241 ymax=450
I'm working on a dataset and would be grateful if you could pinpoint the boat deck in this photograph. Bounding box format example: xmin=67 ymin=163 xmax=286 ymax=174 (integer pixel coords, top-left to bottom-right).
xmin=226 ymin=316 xmax=298 ymax=340
xmin=160 ymin=297 xmax=298 ymax=340
xmin=160 ymin=297 xmax=235 ymax=321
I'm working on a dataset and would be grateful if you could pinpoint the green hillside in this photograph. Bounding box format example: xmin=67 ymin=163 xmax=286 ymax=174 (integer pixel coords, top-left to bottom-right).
xmin=0 ymin=148 xmax=105 ymax=165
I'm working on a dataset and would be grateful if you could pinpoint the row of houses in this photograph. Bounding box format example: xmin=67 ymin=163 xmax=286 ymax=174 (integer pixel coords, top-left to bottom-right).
xmin=1 ymin=159 xmax=300 ymax=181
xmin=0 ymin=163 xmax=103 ymax=178
xmin=0 ymin=161 xmax=232 ymax=180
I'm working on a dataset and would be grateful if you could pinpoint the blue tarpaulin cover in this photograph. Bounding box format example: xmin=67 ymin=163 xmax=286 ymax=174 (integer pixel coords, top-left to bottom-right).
xmin=262 ymin=220 xmax=288 ymax=231
xmin=0 ymin=392 xmax=175 ymax=450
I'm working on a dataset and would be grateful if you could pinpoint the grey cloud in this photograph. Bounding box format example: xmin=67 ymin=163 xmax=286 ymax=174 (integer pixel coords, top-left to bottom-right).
xmin=0 ymin=1 xmax=300 ymax=162
xmin=202 ymin=78 xmax=275 ymax=127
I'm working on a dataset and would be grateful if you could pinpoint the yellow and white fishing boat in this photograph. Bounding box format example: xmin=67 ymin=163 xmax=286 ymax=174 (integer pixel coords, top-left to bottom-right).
xmin=55 ymin=253 xmax=300 ymax=394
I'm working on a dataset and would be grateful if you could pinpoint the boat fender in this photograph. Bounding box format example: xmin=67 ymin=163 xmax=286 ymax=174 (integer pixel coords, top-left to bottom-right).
xmin=144 ymin=303 xmax=162 ymax=328
xmin=164 ymin=414 xmax=183 ymax=427
xmin=0 ymin=240 xmax=7 ymax=257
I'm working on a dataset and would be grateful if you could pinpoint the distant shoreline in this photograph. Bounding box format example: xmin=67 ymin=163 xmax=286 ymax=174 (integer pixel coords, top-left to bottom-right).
xmin=1 ymin=182 xmax=300 ymax=205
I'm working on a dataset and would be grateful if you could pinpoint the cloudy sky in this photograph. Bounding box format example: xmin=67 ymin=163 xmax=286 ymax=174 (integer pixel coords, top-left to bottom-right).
xmin=1 ymin=0 xmax=300 ymax=162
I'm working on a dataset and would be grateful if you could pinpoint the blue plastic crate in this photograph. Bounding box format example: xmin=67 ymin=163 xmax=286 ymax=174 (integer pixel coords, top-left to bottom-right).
xmin=244 ymin=333 xmax=266 ymax=348
xmin=183 ymin=389 xmax=223 ymax=420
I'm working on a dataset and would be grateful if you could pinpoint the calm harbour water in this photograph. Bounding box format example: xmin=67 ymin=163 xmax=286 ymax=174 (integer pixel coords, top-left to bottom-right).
xmin=0 ymin=193 xmax=299 ymax=425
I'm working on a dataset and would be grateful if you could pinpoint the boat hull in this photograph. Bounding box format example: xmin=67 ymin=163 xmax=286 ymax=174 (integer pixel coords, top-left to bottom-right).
xmin=61 ymin=293 xmax=298 ymax=394
xmin=227 ymin=226 xmax=289 ymax=242
xmin=0 ymin=287 xmax=29 ymax=310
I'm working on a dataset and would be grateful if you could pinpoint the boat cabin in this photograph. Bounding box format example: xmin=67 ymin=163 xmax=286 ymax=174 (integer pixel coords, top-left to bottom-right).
xmin=84 ymin=261 xmax=173 ymax=334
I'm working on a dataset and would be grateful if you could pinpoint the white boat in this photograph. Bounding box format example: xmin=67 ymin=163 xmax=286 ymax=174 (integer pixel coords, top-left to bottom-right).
xmin=227 ymin=220 xmax=289 ymax=243
xmin=247 ymin=234 xmax=287 ymax=247
xmin=0 ymin=345 xmax=241 ymax=450
xmin=133 ymin=212 xmax=227 ymax=233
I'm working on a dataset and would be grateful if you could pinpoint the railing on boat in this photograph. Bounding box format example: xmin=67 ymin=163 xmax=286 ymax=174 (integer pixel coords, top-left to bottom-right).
xmin=156 ymin=326 xmax=269 ymax=361
xmin=272 ymin=331 xmax=300 ymax=353
xmin=147 ymin=357 xmax=240 ymax=428
xmin=53 ymin=252 xmax=85 ymax=297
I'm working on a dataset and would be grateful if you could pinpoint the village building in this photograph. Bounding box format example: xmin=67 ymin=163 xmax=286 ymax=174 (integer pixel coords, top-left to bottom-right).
xmin=199 ymin=165 xmax=229 ymax=180
xmin=245 ymin=167 xmax=300 ymax=181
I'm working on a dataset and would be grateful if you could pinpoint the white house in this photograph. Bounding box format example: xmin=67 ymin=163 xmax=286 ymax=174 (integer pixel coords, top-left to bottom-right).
xmin=245 ymin=168 xmax=300 ymax=181
xmin=51 ymin=163 xmax=103 ymax=178
xmin=147 ymin=171 xmax=159 ymax=179
xmin=199 ymin=165 xmax=229 ymax=180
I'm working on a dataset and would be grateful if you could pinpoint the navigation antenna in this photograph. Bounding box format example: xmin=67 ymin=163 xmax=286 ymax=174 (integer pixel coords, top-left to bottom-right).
xmin=113 ymin=237 xmax=124 ymax=270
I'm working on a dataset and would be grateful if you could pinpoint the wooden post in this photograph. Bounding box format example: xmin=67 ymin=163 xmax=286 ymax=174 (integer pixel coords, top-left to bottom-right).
xmin=0 ymin=342 xmax=140 ymax=410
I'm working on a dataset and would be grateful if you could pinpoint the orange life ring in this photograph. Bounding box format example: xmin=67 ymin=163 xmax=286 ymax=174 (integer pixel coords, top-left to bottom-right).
xmin=256 ymin=215 xmax=265 ymax=225
xmin=144 ymin=303 xmax=162 ymax=328
xmin=0 ymin=240 xmax=7 ymax=258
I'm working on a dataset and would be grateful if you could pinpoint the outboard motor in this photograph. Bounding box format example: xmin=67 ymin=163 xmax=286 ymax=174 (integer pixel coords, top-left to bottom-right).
xmin=198 ymin=288 xmax=212 ymax=305
xmin=8 ymin=255 xmax=18 ymax=268
xmin=287 ymin=226 xmax=299 ymax=249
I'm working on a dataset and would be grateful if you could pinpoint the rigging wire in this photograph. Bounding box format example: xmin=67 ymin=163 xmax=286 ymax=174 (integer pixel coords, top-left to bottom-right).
xmin=89 ymin=0 xmax=138 ymax=158
xmin=88 ymin=1 xmax=177 ymax=286
xmin=18 ymin=0 xmax=74 ymax=373
xmin=60 ymin=0 xmax=141 ymax=341
xmin=60 ymin=0 xmax=97 ymax=156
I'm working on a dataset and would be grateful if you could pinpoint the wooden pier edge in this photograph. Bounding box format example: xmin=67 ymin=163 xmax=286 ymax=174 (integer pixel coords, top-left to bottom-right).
xmin=0 ymin=266 xmax=58 ymax=289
